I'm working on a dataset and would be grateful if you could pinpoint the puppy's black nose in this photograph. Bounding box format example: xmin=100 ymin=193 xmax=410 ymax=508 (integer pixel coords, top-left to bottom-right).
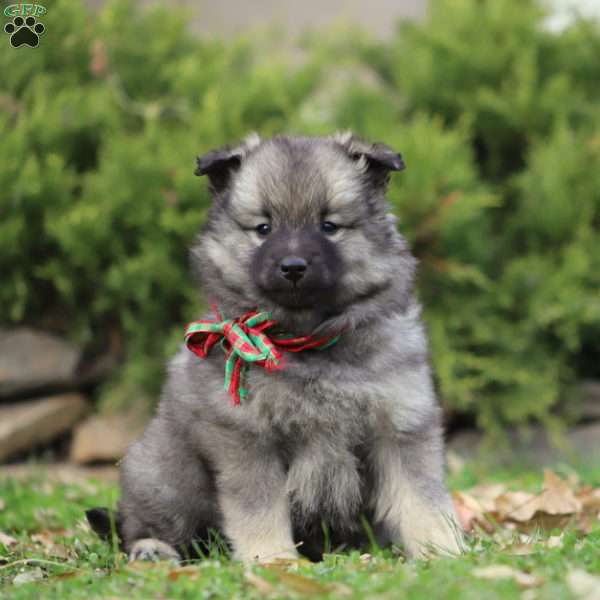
xmin=280 ymin=256 xmax=307 ymax=282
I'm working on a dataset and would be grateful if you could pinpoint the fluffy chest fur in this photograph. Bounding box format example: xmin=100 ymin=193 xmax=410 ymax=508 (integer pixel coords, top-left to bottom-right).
xmin=229 ymin=302 xmax=431 ymax=428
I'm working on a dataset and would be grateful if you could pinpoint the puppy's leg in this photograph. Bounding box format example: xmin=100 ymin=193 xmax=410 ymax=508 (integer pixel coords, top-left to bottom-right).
xmin=119 ymin=417 xmax=219 ymax=561
xmin=213 ymin=438 xmax=297 ymax=564
xmin=371 ymin=427 xmax=464 ymax=559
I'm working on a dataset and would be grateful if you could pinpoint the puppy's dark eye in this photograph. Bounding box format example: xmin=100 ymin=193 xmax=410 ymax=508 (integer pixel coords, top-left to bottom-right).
xmin=320 ymin=221 xmax=338 ymax=234
xmin=256 ymin=223 xmax=272 ymax=236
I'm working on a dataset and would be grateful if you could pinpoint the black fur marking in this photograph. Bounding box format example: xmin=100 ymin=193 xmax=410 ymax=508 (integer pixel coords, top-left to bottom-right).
xmin=86 ymin=507 xmax=122 ymax=543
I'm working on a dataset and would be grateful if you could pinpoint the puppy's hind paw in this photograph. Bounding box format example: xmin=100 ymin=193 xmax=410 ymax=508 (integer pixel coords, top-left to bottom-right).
xmin=129 ymin=538 xmax=180 ymax=563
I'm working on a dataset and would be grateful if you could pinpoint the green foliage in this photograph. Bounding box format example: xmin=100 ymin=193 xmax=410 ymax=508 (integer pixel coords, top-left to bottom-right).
xmin=1 ymin=0 xmax=598 ymax=429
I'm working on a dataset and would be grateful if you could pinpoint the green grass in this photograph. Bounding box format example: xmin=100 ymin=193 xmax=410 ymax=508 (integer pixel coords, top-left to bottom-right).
xmin=1 ymin=464 xmax=599 ymax=599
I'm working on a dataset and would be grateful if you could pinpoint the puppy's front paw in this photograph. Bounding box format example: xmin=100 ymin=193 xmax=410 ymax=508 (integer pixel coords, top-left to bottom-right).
xmin=403 ymin=512 xmax=465 ymax=559
xmin=129 ymin=538 xmax=180 ymax=563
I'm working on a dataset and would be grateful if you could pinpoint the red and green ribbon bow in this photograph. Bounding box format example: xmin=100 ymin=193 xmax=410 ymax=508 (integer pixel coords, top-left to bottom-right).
xmin=185 ymin=308 xmax=340 ymax=405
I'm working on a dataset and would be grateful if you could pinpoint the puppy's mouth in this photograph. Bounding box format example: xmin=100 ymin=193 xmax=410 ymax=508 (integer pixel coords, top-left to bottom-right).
xmin=259 ymin=281 xmax=336 ymax=310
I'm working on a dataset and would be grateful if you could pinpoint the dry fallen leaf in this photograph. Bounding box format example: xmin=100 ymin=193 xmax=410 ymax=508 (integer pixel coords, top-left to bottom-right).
xmin=488 ymin=471 xmax=584 ymax=532
xmin=31 ymin=531 xmax=71 ymax=559
xmin=468 ymin=484 xmax=507 ymax=512
xmin=262 ymin=557 xmax=311 ymax=570
xmin=453 ymin=470 xmax=600 ymax=542
xmin=575 ymin=513 xmax=595 ymax=535
xmin=513 ymin=571 xmax=545 ymax=589
xmin=53 ymin=571 xmax=80 ymax=580
xmin=167 ymin=566 xmax=200 ymax=581
xmin=244 ymin=569 xmax=277 ymax=594
xmin=253 ymin=562 xmax=338 ymax=596
xmin=579 ymin=486 xmax=600 ymax=512
xmin=566 ymin=569 xmax=600 ymax=600
xmin=453 ymin=491 xmax=494 ymax=533
xmin=540 ymin=470 xmax=582 ymax=515
xmin=494 ymin=491 xmax=539 ymax=522
xmin=473 ymin=565 xmax=544 ymax=588
xmin=272 ymin=571 xmax=333 ymax=596
xmin=0 ymin=531 xmax=18 ymax=548
xmin=329 ymin=582 xmax=353 ymax=596
xmin=453 ymin=491 xmax=482 ymax=532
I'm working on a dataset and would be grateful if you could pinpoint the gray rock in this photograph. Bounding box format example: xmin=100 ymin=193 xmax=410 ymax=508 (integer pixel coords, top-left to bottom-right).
xmin=0 ymin=394 xmax=88 ymax=462
xmin=448 ymin=422 xmax=600 ymax=468
xmin=579 ymin=380 xmax=600 ymax=420
xmin=0 ymin=329 xmax=81 ymax=398
xmin=70 ymin=414 xmax=143 ymax=465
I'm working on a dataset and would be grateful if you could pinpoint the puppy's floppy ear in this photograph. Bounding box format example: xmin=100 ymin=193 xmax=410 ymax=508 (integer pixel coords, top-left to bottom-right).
xmin=333 ymin=131 xmax=405 ymax=189
xmin=195 ymin=133 xmax=261 ymax=194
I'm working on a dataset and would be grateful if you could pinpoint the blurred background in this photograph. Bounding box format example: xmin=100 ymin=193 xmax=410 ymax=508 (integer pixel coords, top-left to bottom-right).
xmin=1 ymin=0 xmax=599 ymax=472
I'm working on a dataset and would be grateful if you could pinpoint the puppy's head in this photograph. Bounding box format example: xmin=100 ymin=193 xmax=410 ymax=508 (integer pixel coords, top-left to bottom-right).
xmin=193 ymin=133 xmax=415 ymax=333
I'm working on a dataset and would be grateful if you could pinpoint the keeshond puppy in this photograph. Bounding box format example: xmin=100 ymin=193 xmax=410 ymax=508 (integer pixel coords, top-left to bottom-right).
xmin=87 ymin=132 xmax=463 ymax=563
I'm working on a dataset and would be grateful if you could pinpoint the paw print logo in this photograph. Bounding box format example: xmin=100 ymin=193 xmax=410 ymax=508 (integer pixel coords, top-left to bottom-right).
xmin=4 ymin=16 xmax=45 ymax=48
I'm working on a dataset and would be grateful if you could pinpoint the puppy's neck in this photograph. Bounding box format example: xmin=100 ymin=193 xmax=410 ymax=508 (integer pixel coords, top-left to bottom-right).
xmin=206 ymin=279 xmax=414 ymax=339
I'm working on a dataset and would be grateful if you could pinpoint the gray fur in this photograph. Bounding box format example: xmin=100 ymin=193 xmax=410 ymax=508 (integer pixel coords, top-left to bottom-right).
xmin=117 ymin=133 xmax=463 ymax=563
